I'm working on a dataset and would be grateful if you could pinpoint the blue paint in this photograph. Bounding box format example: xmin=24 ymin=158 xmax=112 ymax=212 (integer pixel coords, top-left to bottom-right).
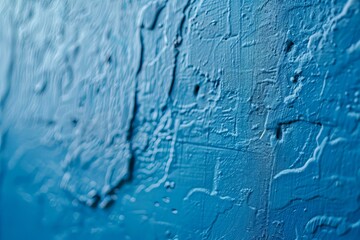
xmin=1 ymin=0 xmax=360 ymax=239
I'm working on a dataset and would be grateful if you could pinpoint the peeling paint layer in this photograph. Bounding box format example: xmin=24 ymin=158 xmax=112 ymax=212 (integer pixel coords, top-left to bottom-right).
xmin=1 ymin=0 xmax=360 ymax=239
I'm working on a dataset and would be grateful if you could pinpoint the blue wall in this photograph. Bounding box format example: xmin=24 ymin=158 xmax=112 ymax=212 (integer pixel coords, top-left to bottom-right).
xmin=1 ymin=0 xmax=360 ymax=239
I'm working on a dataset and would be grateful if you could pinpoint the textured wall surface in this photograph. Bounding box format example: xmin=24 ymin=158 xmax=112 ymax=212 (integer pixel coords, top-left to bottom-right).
xmin=1 ymin=0 xmax=360 ymax=239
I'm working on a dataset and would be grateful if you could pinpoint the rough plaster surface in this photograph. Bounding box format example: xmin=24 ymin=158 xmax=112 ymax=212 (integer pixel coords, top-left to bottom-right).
xmin=1 ymin=0 xmax=360 ymax=239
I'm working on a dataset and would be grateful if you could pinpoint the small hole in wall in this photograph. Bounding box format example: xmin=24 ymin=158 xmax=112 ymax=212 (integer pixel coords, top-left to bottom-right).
xmin=284 ymin=40 xmax=294 ymax=53
xmin=275 ymin=125 xmax=282 ymax=140
xmin=89 ymin=193 xmax=101 ymax=208
xmin=71 ymin=118 xmax=79 ymax=127
xmin=193 ymin=84 xmax=200 ymax=96
xmin=106 ymin=55 xmax=112 ymax=64
xmin=291 ymin=72 xmax=300 ymax=83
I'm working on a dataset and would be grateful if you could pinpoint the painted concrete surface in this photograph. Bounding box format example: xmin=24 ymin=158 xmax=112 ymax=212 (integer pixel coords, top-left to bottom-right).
xmin=0 ymin=0 xmax=360 ymax=239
